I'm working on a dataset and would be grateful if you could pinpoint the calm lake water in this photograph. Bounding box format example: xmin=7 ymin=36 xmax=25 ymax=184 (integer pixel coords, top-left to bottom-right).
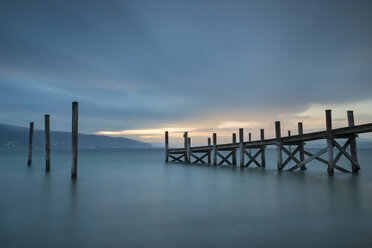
xmin=0 ymin=148 xmax=372 ymax=248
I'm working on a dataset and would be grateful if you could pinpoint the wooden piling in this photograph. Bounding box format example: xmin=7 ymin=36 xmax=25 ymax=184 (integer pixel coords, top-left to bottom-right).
xmin=298 ymin=122 xmax=306 ymax=170
xmin=184 ymin=132 xmax=188 ymax=163
xmin=71 ymin=102 xmax=78 ymax=179
xmin=239 ymin=128 xmax=244 ymax=168
xmin=248 ymin=132 xmax=252 ymax=154
xmin=165 ymin=131 xmax=169 ymax=163
xmin=288 ymin=130 xmax=291 ymax=153
xmin=212 ymin=133 xmax=217 ymax=166
xmin=232 ymin=133 xmax=237 ymax=166
xmin=275 ymin=121 xmax=282 ymax=170
xmin=208 ymin=138 xmax=211 ymax=164
xmin=347 ymin=111 xmax=358 ymax=173
xmin=45 ymin=114 xmax=50 ymax=172
xmin=27 ymin=122 xmax=34 ymax=166
xmin=326 ymin=110 xmax=334 ymax=175
xmin=187 ymin=137 xmax=191 ymax=164
xmin=260 ymin=129 xmax=266 ymax=167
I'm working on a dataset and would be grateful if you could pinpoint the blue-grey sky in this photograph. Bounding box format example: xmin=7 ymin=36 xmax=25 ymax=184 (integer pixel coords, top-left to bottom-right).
xmin=1 ymin=0 xmax=372 ymax=144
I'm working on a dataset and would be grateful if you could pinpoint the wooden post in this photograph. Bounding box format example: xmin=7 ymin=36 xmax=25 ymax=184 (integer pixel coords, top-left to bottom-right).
xmin=347 ymin=111 xmax=358 ymax=173
xmin=27 ymin=122 xmax=34 ymax=166
xmin=71 ymin=102 xmax=78 ymax=179
xmin=298 ymin=122 xmax=306 ymax=170
xmin=208 ymin=138 xmax=211 ymax=164
xmin=275 ymin=121 xmax=282 ymax=170
xmin=248 ymin=132 xmax=252 ymax=155
xmin=326 ymin=110 xmax=334 ymax=175
xmin=288 ymin=130 xmax=291 ymax=153
xmin=165 ymin=131 xmax=169 ymax=163
xmin=45 ymin=114 xmax=50 ymax=172
xmin=260 ymin=129 xmax=266 ymax=167
xmin=187 ymin=137 xmax=191 ymax=164
xmin=232 ymin=133 xmax=237 ymax=166
xmin=239 ymin=128 xmax=244 ymax=168
xmin=184 ymin=132 xmax=188 ymax=163
xmin=212 ymin=133 xmax=217 ymax=166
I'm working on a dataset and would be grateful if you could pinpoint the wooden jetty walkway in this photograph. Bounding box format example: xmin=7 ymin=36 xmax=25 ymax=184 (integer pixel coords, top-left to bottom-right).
xmin=165 ymin=110 xmax=372 ymax=175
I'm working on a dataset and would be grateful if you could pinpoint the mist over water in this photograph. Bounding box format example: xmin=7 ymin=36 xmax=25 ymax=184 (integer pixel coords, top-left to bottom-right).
xmin=1 ymin=148 xmax=372 ymax=247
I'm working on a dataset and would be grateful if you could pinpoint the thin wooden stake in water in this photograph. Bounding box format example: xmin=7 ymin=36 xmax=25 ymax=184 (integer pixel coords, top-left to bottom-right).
xmin=165 ymin=131 xmax=169 ymax=163
xmin=71 ymin=102 xmax=78 ymax=179
xmin=27 ymin=122 xmax=34 ymax=166
xmin=45 ymin=115 xmax=50 ymax=172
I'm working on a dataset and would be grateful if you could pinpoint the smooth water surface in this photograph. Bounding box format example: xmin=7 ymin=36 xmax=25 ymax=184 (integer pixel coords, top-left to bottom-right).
xmin=0 ymin=148 xmax=372 ymax=248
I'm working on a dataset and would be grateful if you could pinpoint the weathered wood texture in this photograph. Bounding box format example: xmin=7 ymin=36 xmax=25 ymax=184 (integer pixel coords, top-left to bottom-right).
xmin=71 ymin=102 xmax=78 ymax=179
xmin=45 ymin=115 xmax=50 ymax=172
xmin=166 ymin=109 xmax=371 ymax=174
xmin=27 ymin=122 xmax=34 ymax=166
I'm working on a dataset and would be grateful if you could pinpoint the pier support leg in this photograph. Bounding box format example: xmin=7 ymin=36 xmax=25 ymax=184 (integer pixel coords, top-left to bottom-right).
xmin=208 ymin=138 xmax=211 ymax=164
xmin=275 ymin=121 xmax=282 ymax=170
xmin=183 ymin=132 xmax=188 ymax=163
xmin=27 ymin=122 xmax=34 ymax=166
xmin=347 ymin=111 xmax=359 ymax=173
xmin=232 ymin=133 xmax=237 ymax=166
xmin=239 ymin=128 xmax=244 ymax=168
xmin=213 ymin=133 xmax=217 ymax=166
xmin=71 ymin=102 xmax=78 ymax=179
xmin=45 ymin=115 xmax=50 ymax=172
xmin=187 ymin=138 xmax=191 ymax=164
xmin=260 ymin=129 xmax=266 ymax=168
xmin=326 ymin=110 xmax=334 ymax=175
xmin=165 ymin=131 xmax=169 ymax=163
xmin=298 ymin=122 xmax=306 ymax=170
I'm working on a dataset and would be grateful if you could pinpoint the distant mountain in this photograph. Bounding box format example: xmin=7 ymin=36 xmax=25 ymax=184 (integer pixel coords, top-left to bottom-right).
xmin=0 ymin=123 xmax=152 ymax=149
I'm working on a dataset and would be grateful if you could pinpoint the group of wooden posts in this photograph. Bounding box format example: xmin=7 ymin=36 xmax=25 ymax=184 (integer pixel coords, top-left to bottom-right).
xmin=27 ymin=102 xmax=79 ymax=179
xmin=165 ymin=110 xmax=372 ymax=175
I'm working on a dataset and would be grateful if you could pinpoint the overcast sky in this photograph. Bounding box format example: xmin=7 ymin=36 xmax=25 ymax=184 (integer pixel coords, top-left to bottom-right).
xmin=1 ymin=0 xmax=372 ymax=145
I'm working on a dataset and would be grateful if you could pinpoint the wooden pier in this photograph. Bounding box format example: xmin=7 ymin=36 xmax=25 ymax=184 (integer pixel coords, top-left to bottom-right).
xmin=165 ymin=110 xmax=372 ymax=175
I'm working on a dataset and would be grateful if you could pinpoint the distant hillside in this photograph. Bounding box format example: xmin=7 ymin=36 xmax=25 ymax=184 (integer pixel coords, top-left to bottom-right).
xmin=0 ymin=123 xmax=151 ymax=149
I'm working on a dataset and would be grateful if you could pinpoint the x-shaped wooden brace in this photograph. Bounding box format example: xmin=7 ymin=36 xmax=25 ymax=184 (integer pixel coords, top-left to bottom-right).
xmin=332 ymin=139 xmax=360 ymax=171
xmin=280 ymin=146 xmax=300 ymax=169
xmin=244 ymin=149 xmax=261 ymax=167
xmin=169 ymin=154 xmax=185 ymax=162
xmin=191 ymin=153 xmax=209 ymax=164
xmin=217 ymin=150 xmax=234 ymax=165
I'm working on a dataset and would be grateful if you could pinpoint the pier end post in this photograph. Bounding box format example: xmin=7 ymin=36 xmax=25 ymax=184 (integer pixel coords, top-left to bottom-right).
xmin=275 ymin=121 xmax=283 ymax=170
xmin=165 ymin=131 xmax=169 ymax=163
xmin=298 ymin=122 xmax=306 ymax=170
xmin=347 ymin=110 xmax=359 ymax=173
xmin=260 ymin=129 xmax=266 ymax=167
xmin=232 ymin=133 xmax=237 ymax=166
xmin=27 ymin=122 xmax=34 ymax=166
xmin=45 ymin=114 xmax=50 ymax=172
xmin=326 ymin=110 xmax=334 ymax=175
xmin=71 ymin=102 xmax=78 ymax=179
xmin=212 ymin=133 xmax=217 ymax=166
xmin=239 ymin=128 xmax=244 ymax=168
